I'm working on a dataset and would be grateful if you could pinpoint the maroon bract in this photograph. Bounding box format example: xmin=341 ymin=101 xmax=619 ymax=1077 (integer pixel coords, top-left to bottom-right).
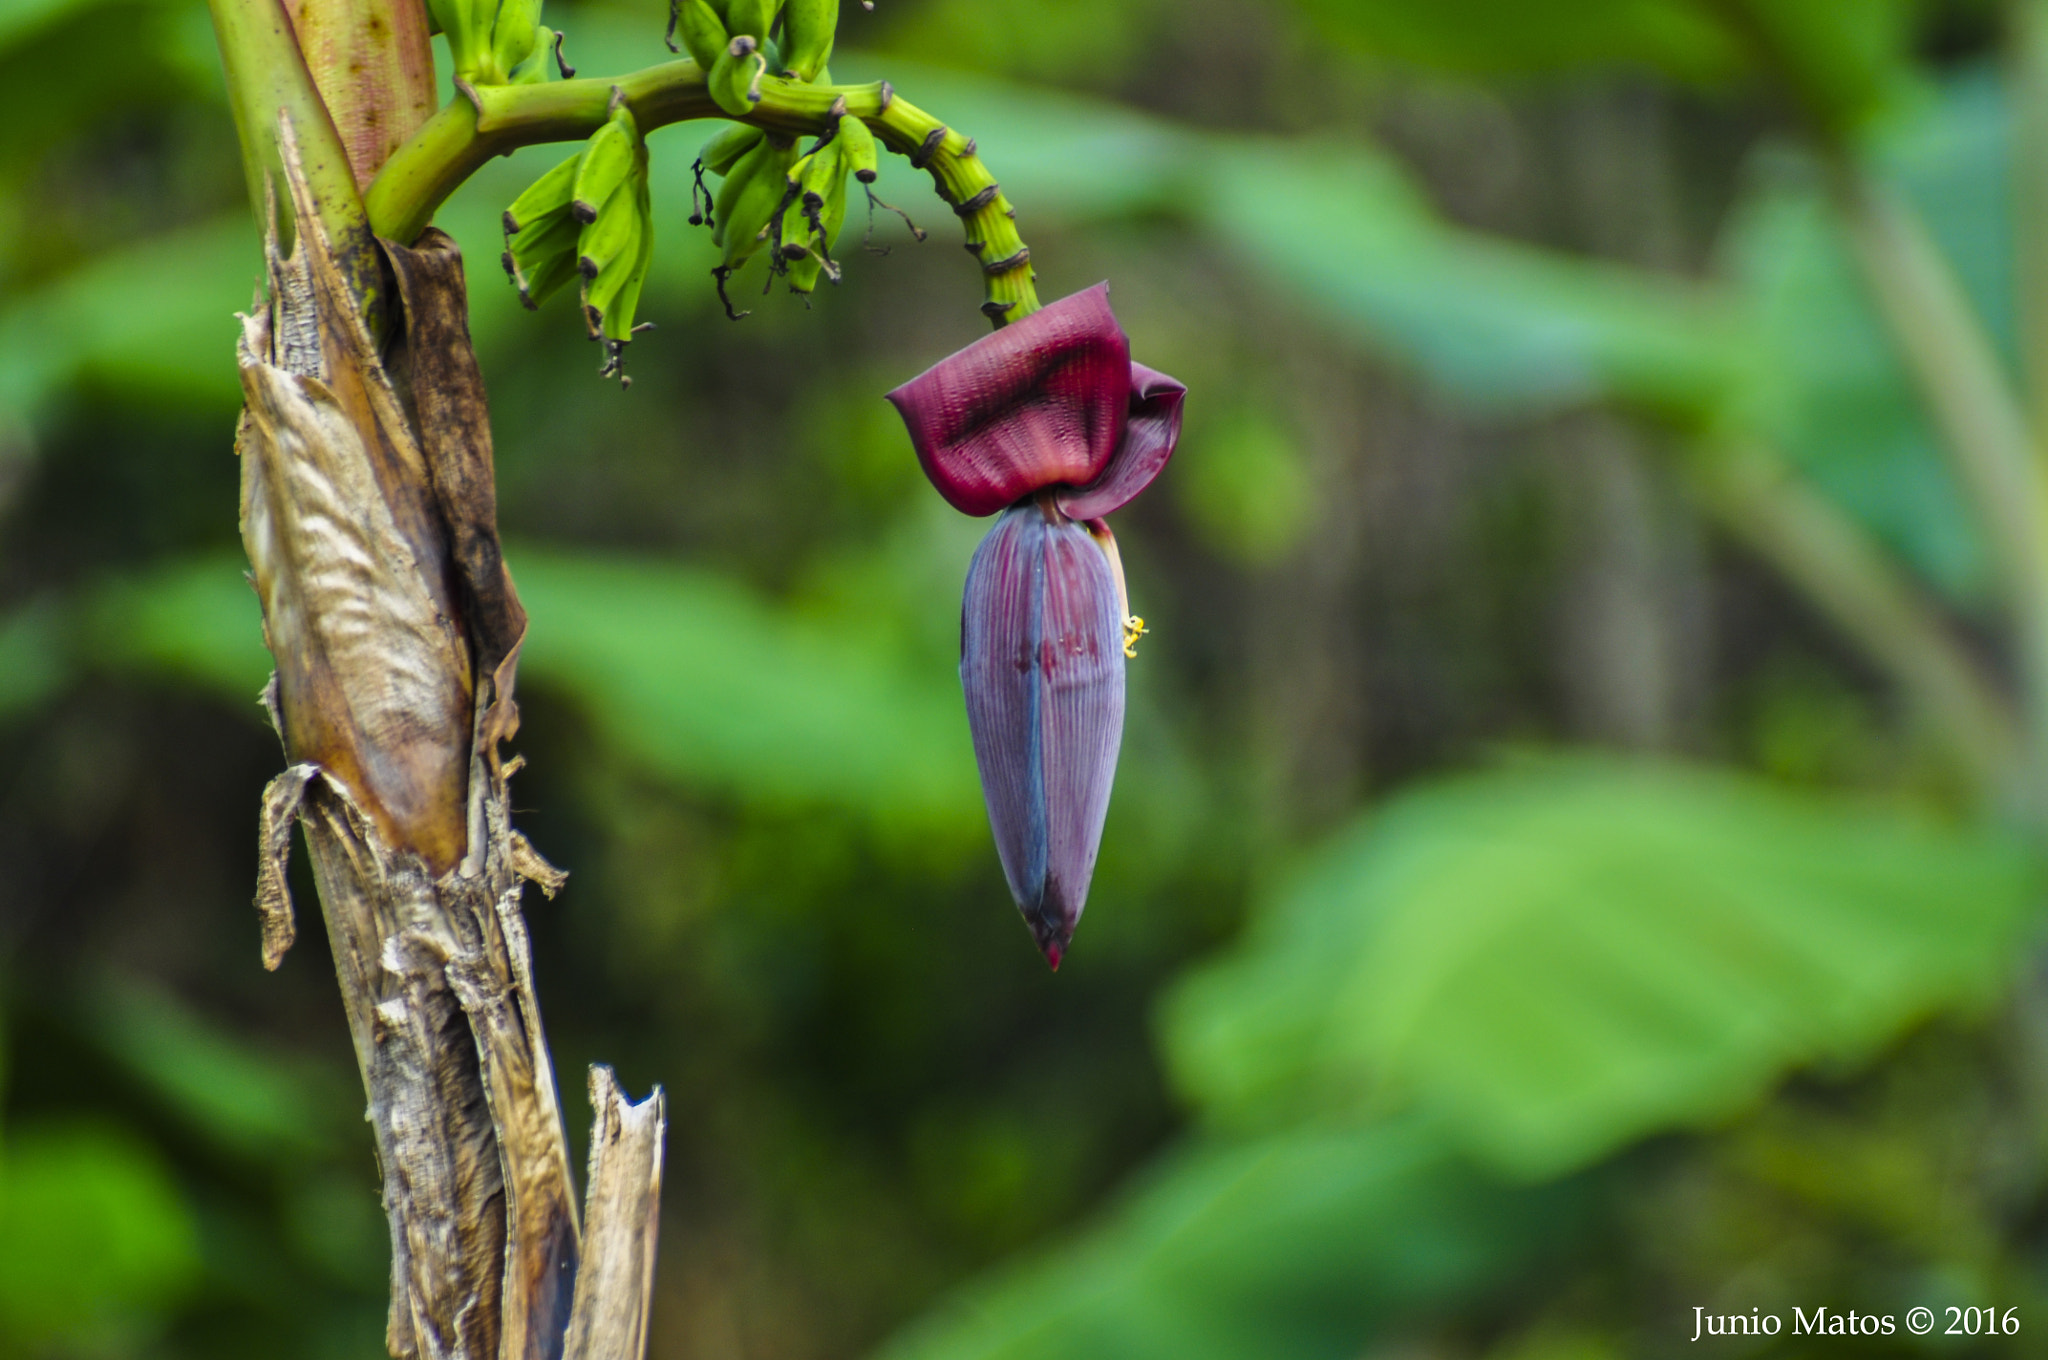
xmin=887 ymin=285 xmax=1185 ymax=967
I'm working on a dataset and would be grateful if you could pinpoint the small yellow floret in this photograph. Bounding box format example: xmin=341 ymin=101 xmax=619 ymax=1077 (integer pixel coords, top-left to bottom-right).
xmin=1122 ymin=615 xmax=1148 ymax=659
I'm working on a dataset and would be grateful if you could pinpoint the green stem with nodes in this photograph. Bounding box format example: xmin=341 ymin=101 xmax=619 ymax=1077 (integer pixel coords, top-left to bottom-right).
xmin=365 ymin=59 xmax=1040 ymax=324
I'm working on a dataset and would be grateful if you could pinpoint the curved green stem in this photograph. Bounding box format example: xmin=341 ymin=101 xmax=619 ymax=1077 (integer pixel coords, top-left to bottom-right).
xmin=1831 ymin=167 xmax=2048 ymax=824
xmin=364 ymin=60 xmax=1038 ymax=323
xmin=1691 ymin=438 xmax=2024 ymax=809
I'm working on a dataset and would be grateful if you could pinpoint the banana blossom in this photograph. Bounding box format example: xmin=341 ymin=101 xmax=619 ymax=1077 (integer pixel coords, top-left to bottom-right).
xmin=888 ymin=284 xmax=1185 ymax=967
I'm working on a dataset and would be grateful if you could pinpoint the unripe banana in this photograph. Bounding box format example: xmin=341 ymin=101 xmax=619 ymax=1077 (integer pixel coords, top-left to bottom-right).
xmin=711 ymin=137 xmax=769 ymax=249
xmin=779 ymin=0 xmax=835 ymax=80
xmin=716 ymin=137 xmax=795 ymax=269
xmin=587 ymin=178 xmax=655 ymax=349
xmin=708 ymin=35 xmax=766 ymax=116
xmin=582 ymin=211 xmax=645 ymax=331
xmin=835 ymin=113 xmax=879 ymax=183
xmin=726 ymin=0 xmax=775 ymax=43
xmin=490 ymin=0 xmax=544 ymax=79
xmin=577 ymin=175 xmax=645 ymax=280
xmin=502 ymin=150 xmax=581 ymax=235
xmin=429 ymin=0 xmax=488 ymax=78
xmin=808 ymin=160 xmax=849 ymax=268
xmin=572 ymin=100 xmax=640 ymax=223
xmin=669 ymin=0 xmax=729 ymax=71
xmin=784 ymin=167 xmax=845 ymax=294
xmin=698 ymin=122 xmax=765 ymax=177
xmin=795 ymin=134 xmax=843 ymax=203
xmin=503 ymin=211 xmax=581 ymax=307
xmin=783 ymin=244 xmax=824 ymax=295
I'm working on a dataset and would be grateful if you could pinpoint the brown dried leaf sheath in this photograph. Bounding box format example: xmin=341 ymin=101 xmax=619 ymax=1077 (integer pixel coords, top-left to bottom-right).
xmin=243 ymin=142 xmax=660 ymax=1360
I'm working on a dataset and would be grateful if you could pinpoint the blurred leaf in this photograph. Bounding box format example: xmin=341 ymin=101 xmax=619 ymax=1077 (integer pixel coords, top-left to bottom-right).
xmin=1291 ymin=0 xmax=1740 ymax=81
xmin=512 ymin=544 xmax=981 ymax=832
xmin=1197 ymin=137 xmax=1742 ymax=418
xmin=880 ymin=1116 xmax=1579 ymax=1360
xmin=0 ymin=1121 xmax=201 ymax=1352
xmin=0 ymin=0 xmax=108 ymax=54
xmin=0 ymin=215 xmax=252 ymax=421
xmin=1719 ymin=0 xmax=1922 ymax=138
xmin=63 ymin=547 xmax=982 ymax=830
xmin=0 ymin=599 xmax=65 ymax=720
xmin=1292 ymin=0 xmax=1919 ymax=135
xmin=75 ymin=973 xmax=342 ymax=1164
xmin=1174 ymin=403 xmax=1314 ymax=566
xmin=1720 ymin=71 xmax=2013 ymax=601
xmin=873 ymin=0 xmax=1161 ymax=87
xmin=83 ymin=553 xmax=272 ymax=700
xmin=1162 ymin=757 xmax=2043 ymax=1180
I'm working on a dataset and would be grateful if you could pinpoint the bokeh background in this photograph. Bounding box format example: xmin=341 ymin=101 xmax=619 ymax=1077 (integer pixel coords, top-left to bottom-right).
xmin=6 ymin=0 xmax=2048 ymax=1355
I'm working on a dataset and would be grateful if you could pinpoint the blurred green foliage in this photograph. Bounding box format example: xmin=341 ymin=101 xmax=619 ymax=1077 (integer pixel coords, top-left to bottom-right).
xmin=1165 ymin=758 xmax=2040 ymax=1177
xmin=4 ymin=0 xmax=2048 ymax=1357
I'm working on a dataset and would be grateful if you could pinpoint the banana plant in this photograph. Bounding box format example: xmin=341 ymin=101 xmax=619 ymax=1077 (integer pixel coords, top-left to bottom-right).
xmin=201 ymin=0 xmax=1174 ymax=1354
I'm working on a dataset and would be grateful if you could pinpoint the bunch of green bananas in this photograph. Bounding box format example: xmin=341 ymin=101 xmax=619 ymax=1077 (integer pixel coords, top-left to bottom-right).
xmin=501 ymin=94 xmax=655 ymax=383
xmin=667 ymin=0 xmax=838 ymax=89
xmin=772 ymin=106 xmax=872 ymax=297
xmin=430 ymin=0 xmax=572 ymax=86
xmin=692 ymin=102 xmax=870 ymax=315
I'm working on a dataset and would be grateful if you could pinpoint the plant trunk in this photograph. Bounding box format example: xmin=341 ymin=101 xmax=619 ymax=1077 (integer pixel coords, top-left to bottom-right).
xmin=242 ymin=129 xmax=663 ymax=1360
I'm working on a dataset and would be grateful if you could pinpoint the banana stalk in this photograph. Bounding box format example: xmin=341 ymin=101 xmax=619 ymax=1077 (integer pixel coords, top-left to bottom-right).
xmin=234 ymin=114 xmax=665 ymax=1360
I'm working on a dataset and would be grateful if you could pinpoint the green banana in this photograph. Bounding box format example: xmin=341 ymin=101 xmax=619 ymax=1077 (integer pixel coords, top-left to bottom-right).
xmin=713 ymin=135 xmax=796 ymax=290
xmin=490 ymin=0 xmax=544 ymax=78
xmin=782 ymin=244 xmax=824 ymax=295
xmin=708 ymin=35 xmax=766 ymax=116
xmin=506 ymin=27 xmax=558 ymax=83
xmin=710 ymin=137 xmax=770 ymax=249
xmin=586 ymin=177 xmax=656 ymax=360
xmin=726 ymin=0 xmax=775 ymax=43
xmin=806 ymin=159 xmax=849 ymax=274
xmin=698 ymin=122 xmax=765 ymax=177
xmin=577 ymin=175 xmax=645 ymax=281
xmin=777 ymin=134 xmax=838 ymax=256
xmin=835 ymin=112 xmax=879 ymax=183
xmin=795 ymin=133 xmax=843 ymax=201
xmin=668 ymin=0 xmax=729 ymax=71
xmin=779 ymin=0 xmax=834 ymax=80
xmin=503 ymin=211 xmax=581 ymax=307
xmin=502 ymin=150 xmax=581 ymax=235
xmin=572 ymin=99 xmax=640 ymax=222
xmin=428 ymin=0 xmax=485 ymax=77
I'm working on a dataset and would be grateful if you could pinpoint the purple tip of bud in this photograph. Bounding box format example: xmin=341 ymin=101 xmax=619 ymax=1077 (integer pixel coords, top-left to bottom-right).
xmin=1057 ymin=361 xmax=1186 ymax=520
xmin=961 ymin=502 xmax=1126 ymax=966
xmin=886 ymin=284 xmax=1131 ymax=517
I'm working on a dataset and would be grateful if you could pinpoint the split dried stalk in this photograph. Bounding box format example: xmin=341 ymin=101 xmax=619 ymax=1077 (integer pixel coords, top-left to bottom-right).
xmin=242 ymin=131 xmax=662 ymax=1360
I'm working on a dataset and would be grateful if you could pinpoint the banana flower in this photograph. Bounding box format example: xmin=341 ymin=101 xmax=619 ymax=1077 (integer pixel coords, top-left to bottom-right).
xmin=887 ymin=284 xmax=1185 ymax=967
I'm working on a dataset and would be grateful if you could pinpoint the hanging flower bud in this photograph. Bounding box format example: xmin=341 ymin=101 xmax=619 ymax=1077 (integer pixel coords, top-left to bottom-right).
xmin=887 ymin=285 xmax=1185 ymax=967
xmin=960 ymin=499 xmax=1127 ymax=968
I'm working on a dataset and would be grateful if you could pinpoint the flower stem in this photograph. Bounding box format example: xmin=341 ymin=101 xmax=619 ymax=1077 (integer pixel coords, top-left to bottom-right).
xmin=1831 ymin=166 xmax=2048 ymax=822
xmin=2016 ymin=0 xmax=2048 ymax=441
xmin=1691 ymin=439 xmax=2023 ymax=806
xmin=364 ymin=60 xmax=1038 ymax=323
